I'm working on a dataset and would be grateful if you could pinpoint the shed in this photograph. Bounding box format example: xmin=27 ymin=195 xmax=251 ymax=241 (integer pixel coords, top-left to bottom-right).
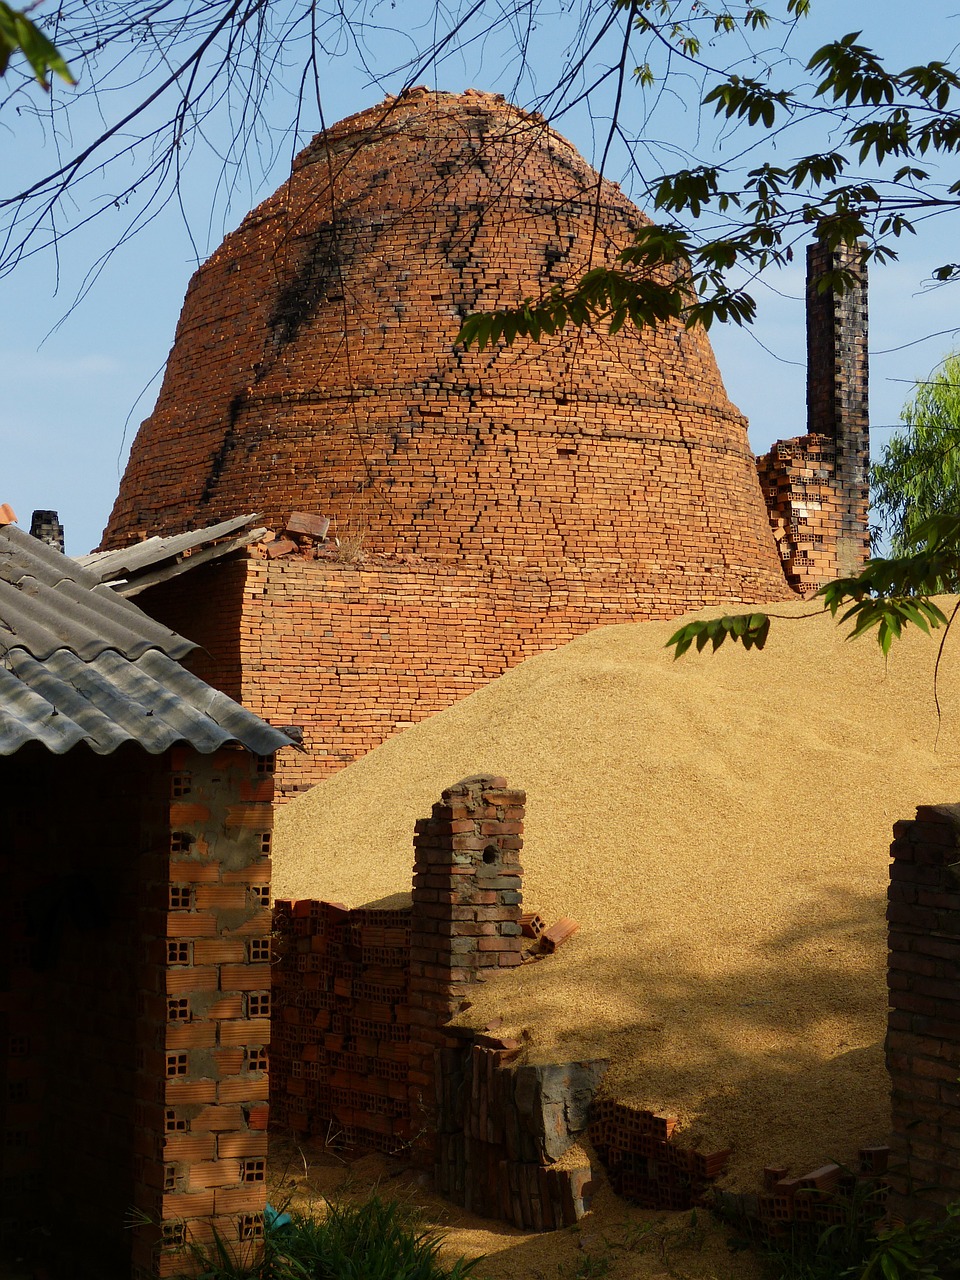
xmin=0 ymin=520 xmax=293 ymax=1279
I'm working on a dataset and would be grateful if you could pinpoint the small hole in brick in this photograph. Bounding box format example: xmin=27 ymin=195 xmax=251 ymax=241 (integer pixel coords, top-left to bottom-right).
xmin=168 ymin=941 xmax=190 ymax=965
xmin=251 ymin=885 xmax=270 ymax=907
xmin=239 ymin=1214 xmax=263 ymax=1241
xmin=165 ymin=1109 xmax=187 ymax=1132
xmin=164 ymin=1166 xmax=176 ymax=1192
xmin=170 ymin=832 xmax=193 ymax=854
xmin=169 ymin=884 xmax=191 ymax=910
xmin=241 ymin=1158 xmax=265 ymax=1182
xmin=259 ymin=833 xmax=272 ymax=855
xmin=167 ymin=998 xmax=190 ymax=1022
xmin=170 ymin=772 xmax=192 ymax=799
xmin=249 ymin=939 xmax=270 ymax=962
xmin=248 ymin=993 xmax=270 ymax=1018
xmin=162 ymin=1222 xmax=186 ymax=1248
xmin=482 ymin=844 xmax=499 ymax=864
xmin=166 ymin=1053 xmax=188 ymax=1078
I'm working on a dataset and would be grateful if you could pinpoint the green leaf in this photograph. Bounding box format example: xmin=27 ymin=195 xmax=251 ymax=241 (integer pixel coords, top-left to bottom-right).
xmin=0 ymin=1 xmax=74 ymax=88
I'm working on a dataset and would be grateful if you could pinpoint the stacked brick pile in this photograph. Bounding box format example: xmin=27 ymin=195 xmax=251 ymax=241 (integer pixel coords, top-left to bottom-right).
xmin=270 ymin=899 xmax=413 ymax=1152
xmin=756 ymin=435 xmax=851 ymax=592
xmin=407 ymin=774 xmax=526 ymax=1159
xmin=436 ymin=1037 xmax=604 ymax=1229
xmin=886 ymin=803 xmax=960 ymax=1222
xmin=589 ymin=1099 xmax=730 ymax=1211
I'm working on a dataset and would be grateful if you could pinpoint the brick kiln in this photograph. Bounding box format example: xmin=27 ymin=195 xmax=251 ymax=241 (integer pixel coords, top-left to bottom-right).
xmin=98 ymin=87 xmax=864 ymax=799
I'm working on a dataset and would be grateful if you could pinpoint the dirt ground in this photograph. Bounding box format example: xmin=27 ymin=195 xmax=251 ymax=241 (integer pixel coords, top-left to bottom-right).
xmin=267 ymin=1133 xmax=766 ymax=1280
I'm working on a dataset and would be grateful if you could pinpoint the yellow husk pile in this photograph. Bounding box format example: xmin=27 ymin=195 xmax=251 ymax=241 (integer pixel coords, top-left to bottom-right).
xmin=275 ymin=601 xmax=960 ymax=1188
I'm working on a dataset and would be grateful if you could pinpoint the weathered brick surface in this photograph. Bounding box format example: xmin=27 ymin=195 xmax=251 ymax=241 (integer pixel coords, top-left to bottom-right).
xmin=142 ymin=544 xmax=794 ymax=800
xmin=101 ymin=88 xmax=789 ymax=607
xmin=885 ymin=803 xmax=960 ymax=1222
xmin=756 ymin=240 xmax=869 ymax=591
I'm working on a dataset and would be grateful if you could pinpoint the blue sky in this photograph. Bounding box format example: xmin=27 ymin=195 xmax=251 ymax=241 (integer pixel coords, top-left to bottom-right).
xmin=3 ymin=0 xmax=960 ymax=554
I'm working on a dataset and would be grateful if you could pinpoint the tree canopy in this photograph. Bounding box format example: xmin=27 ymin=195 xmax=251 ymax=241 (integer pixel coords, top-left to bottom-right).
xmin=872 ymin=354 xmax=960 ymax=561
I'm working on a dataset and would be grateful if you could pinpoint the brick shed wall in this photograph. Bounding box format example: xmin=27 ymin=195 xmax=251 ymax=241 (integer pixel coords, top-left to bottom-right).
xmin=0 ymin=741 xmax=279 ymax=1280
xmin=134 ymin=745 xmax=275 ymax=1279
xmin=142 ymin=544 xmax=793 ymax=801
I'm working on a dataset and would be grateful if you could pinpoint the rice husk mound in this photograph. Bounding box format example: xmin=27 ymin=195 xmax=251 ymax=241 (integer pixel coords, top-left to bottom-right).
xmin=274 ymin=601 xmax=960 ymax=1189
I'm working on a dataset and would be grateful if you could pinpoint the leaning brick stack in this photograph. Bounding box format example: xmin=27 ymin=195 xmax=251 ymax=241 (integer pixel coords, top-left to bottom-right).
xmin=589 ymin=1099 xmax=730 ymax=1211
xmin=886 ymin=803 xmax=960 ymax=1222
xmin=100 ymin=86 xmax=794 ymax=800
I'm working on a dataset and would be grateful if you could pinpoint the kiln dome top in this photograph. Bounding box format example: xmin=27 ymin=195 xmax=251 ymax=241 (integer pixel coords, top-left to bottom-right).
xmin=100 ymin=88 xmax=787 ymax=605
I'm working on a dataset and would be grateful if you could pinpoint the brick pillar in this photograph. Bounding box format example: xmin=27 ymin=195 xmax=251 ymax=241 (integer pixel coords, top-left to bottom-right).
xmin=805 ymin=235 xmax=870 ymax=577
xmin=407 ymin=775 xmax=525 ymax=1164
xmin=131 ymin=746 xmax=275 ymax=1279
xmin=886 ymin=802 xmax=960 ymax=1220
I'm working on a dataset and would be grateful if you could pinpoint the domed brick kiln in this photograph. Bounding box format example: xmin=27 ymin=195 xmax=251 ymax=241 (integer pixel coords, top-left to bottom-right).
xmin=101 ymin=88 xmax=797 ymax=796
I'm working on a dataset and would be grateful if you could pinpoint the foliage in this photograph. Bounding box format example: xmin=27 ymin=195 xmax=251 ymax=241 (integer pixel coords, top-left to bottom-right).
xmin=718 ymin=1183 xmax=960 ymax=1280
xmin=0 ymin=2 xmax=72 ymax=87
xmin=666 ymin=514 xmax=960 ymax=660
xmin=873 ymin=355 xmax=960 ymax=558
xmin=854 ymin=1201 xmax=960 ymax=1280
xmin=456 ymin=1 xmax=960 ymax=343
xmin=1 ymin=0 xmax=957 ymax=305
xmin=176 ymin=1194 xmax=484 ymax=1280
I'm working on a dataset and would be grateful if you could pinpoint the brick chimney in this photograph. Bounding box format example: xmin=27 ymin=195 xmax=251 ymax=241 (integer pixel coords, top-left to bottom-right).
xmin=756 ymin=236 xmax=871 ymax=591
xmin=30 ymin=509 xmax=65 ymax=553
xmin=805 ymin=236 xmax=870 ymax=576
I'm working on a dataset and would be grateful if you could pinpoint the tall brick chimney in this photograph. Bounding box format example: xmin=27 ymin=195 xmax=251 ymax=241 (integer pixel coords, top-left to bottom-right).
xmin=805 ymin=236 xmax=870 ymax=577
xmin=756 ymin=236 xmax=871 ymax=591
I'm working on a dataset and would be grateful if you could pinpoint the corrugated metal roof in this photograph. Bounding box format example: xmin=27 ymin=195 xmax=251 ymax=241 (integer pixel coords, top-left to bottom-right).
xmin=0 ymin=523 xmax=293 ymax=757
xmin=0 ymin=525 xmax=193 ymax=661
xmin=77 ymin=513 xmax=266 ymax=596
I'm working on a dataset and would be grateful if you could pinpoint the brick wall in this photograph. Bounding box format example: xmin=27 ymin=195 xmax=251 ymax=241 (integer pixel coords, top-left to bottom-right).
xmin=142 ymin=545 xmax=794 ymax=801
xmin=269 ymin=775 xmax=749 ymax=1230
xmin=133 ymin=745 xmax=275 ymax=1279
xmin=270 ymin=899 xmax=413 ymax=1152
xmin=886 ymin=803 xmax=960 ymax=1222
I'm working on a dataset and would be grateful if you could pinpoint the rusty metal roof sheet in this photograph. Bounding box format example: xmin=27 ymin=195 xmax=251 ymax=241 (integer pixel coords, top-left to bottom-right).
xmin=0 ymin=523 xmax=292 ymax=756
xmin=76 ymin=513 xmax=266 ymax=597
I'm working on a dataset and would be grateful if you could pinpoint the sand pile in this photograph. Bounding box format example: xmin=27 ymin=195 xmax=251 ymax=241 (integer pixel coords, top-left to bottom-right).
xmin=274 ymin=601 xmax=960 ymax=1188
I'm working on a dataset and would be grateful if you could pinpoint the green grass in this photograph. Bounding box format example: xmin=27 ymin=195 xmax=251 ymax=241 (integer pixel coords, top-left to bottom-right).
xmin=178 ymin=1194 xmax=484 ymax=1280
